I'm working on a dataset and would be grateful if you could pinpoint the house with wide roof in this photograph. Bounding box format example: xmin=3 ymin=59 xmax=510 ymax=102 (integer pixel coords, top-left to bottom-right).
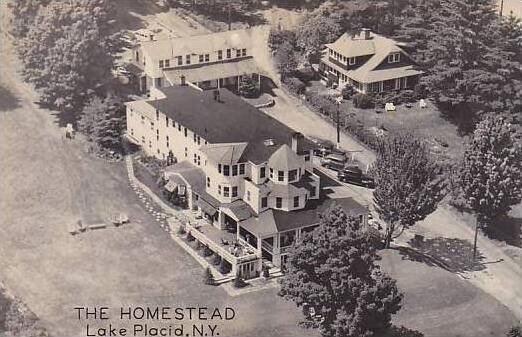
xmin=125 ymin=85 xmax=369 ymax=278
xmin=128 ymin=28 xmax=261 ymax=93
xmin=319 ymin=28 xmax=424 ymax=93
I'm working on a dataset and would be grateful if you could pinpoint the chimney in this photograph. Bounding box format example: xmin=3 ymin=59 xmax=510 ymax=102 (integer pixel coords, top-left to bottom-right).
xmin=362 ymin=28 xmax=371 ymax=40
xmin=291 ymin=132 xmax=304 ymax=153
xmin=180 ymin=75 xmax=186 ymax=86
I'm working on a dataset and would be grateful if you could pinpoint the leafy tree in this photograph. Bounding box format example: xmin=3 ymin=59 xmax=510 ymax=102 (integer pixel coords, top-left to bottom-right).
xmin=275 ymin=41 xmax=298 ymax=80
xmin=233 ymin=274 xmax=247 ymax=288
xmin=507 ymin=325 xmax=522 ymax=337
xmin=372 ymin=133 xmax=445 ymax=248
xmin=295 ymin=7 xmax=343 ymax=62
xmin=455 ymin=116 xmax=522 ymax=229
xmin=6 ymin=0 xmax=50 ymax=39
xmin=268 ymin=29 xmax=296 ymax=52
xmin=13 ymin=0 xmax=122 ymax=111
xmin=77 ymin=95 xmax=126 ymax=151
xmin=238 ymin=75 xmax=258 ymax=98
xmin=203 ymin=267 xmax=215 ymax=285
xmin=279 ymin=207 xmax=403 ymax=337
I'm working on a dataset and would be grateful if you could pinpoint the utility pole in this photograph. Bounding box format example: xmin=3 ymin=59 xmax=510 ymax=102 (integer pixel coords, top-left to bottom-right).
xmin=335 ymin=96 xmax=343 ymax=148
xmin=499 ymin=0 xmax=504 ymax=16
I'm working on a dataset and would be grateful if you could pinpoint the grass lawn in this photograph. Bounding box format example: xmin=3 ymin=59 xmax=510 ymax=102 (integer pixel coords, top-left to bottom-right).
xmin=380 ymin=250 xmax=518 ymax=337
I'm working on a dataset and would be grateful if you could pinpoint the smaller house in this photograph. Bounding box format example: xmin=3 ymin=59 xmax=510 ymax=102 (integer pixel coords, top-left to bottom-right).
xmin=319 ymin=28 xmax=423 ymax=93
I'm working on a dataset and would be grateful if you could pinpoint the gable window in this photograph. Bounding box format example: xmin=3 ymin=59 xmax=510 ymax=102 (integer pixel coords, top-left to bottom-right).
xmin=278 ymin=170 xmax=284 ymax=182
xmin=165 ymin=116 xmax=169 ymax=126
xmin=223 ymin=186 xmax=230 ymax=197
xmin=349 ymin=57 xmax=356 ymax=65
xmin=239 ymin=163 xmax=245 ymax=175
xmin=177 ymin=56 xmax=182 ymax=66
xmin=193 ymin=133 xmax=197 ymax=143
xmin=241 ymin=48 xmax=246 ymax=57
xmin=226 ymin=49 xmax=231 ymax=58
xmin=184 ymin=147 xmax=188 ymax=157
xmin=261 ymin=197 xmax=268 ymax=208
xmin=260 ymin=167 xmax=266 ymax=178
xmin=218 ymin=50 xmax=223 ymax=60
xmin=207 ymin=177 xmax=210 ymax=187
xmin=276 ymin=197 xmax=282 ymax=209
xmin=205 ymin=54 xmax=210 ymax=62
xmin=197 ymin=155 xmax=201 ymax=166
xmin=218 ymin=164 xmax=222 ymax=174
xmin=236 ymin=49 xmax=241 ymax=57
xmin=232 ymin=186 xmax=238 ymax=197
xmin=159 ymin=60 xmax=164 ymax=68
xmin=232 ymin=165 xmax=238 ymax=176
xmin=293 ymin=196 xmax=299 ymax=208
xmin=135 ymin=51 xmax=139 ymax=62
xmin=288 ymin=169 xmax=298 ymax=181
xmin=186 ymin=54 xmax=191 ymax=64
xmin=223 ymin=165 xmax=230 ymax=176
xmin=269 ymin=168 xmax=273 ymax=179
xmin=218 ymin=185 xmax=222 ymax=195
xmin=184 ymin=127 xmax=187 ymax=137
xmin=199 ymin=54 xmax=204 ymax=63
xmin=150 ymin=121 xmax=154 ymax=130
xmin=197 ymin=136 xmax=201 ymax=145
xmin=165 ymin=59 xmax=170 ymax=67
xmin=193 ymin=153 xmax=197 ymax=164
xmin=156 ymin=129 xmax=159 ymax=141
xmin=388 ymin=53 xmax=400 ymax=63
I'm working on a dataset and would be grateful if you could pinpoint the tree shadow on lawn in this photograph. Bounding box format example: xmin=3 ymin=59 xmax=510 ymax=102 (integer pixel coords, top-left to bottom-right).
xmin=0 ymin=85 xmax=21 ymax=112
xmin=484 ymin=215 xmax=522 ymax=248
xmin=397 ymin=237 xmax=486 ymax=273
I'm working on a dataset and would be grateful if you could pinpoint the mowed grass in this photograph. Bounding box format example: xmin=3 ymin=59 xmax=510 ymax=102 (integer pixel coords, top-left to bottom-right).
xmin=380 ymin=250 xmax=518 ymax=337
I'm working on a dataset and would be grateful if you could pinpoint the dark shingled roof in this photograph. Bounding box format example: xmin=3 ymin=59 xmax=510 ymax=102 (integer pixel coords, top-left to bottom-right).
xmin=154 ymin=86 xmax=313 ymax=163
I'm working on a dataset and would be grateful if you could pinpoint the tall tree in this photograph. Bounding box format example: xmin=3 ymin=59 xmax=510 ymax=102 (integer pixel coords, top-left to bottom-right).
xmin=6 ymin=0 xmax=50 ymax=39
xmin=279 ymin=207 xmax=403 ymax=337
xmin=295 ymin=7 xmax=344 ymax=63
xmin=398 ymin=0 xmax=522 ymax=127
xmin=13 ymin=0 xmax=121 ymax=111
xmin=77 ymin=95 xmax=126 ymax=151
xmin=455 ymin=116 xmax=522 ymax=229
xmin=275 ymin=41 xmax=298 ymax=80
xmin=373 ymin=133 xmax=445 ymax=248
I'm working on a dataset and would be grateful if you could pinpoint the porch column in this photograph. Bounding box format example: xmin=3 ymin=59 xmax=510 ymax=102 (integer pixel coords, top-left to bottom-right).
xmin=237 ymin=75 xmax=241 ymax=91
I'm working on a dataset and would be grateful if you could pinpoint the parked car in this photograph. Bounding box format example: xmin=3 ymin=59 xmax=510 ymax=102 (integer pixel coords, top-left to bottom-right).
xmin=320 ymin=153 xmax=348 ymax=171
xmin=309 ymin=137 xmax=347 ymax=158
xmin=337 ymin=166 xmax=375 ymax=188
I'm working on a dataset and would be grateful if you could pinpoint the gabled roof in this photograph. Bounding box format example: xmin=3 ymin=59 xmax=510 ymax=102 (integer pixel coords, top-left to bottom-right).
xmin=199 ymin=142 xmax=248 ymax=164
xmin=131 ymin=86 xmax=314 ymax=164
xmin=140 ymin=28 xmax=252 ymax=61
xmin=268 ymin=144 xmax=304 ymax=171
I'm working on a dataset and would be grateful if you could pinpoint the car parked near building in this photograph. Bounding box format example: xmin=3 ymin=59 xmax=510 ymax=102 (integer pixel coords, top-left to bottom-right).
xmin=320 ymin=153 xmax=348 ymax=171
xmin=337 ymin=166 xmax=375 ymax=188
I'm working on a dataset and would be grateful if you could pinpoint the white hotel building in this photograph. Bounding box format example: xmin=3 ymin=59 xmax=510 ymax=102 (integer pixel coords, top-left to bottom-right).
xmin=126 ymin=85 xmax=368 ymax=279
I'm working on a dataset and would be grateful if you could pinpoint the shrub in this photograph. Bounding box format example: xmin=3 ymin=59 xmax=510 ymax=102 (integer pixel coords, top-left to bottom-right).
xmin=219 ymin=259 xmax=231 ymax=274
xmin=203 ymin=267 xmax=215 ymax=286
xmin=305 ymin=93 xmax=336 ymax=117
xmin=203 ymin=245 xmax=213 ymax=257
xmin=238 ymin=75 xmax=259 ymax=98
xmin=295 ymin=66 xmax=318 ymax=83
xmin=283 ymin=77 xmax=306 ymax=95
xmin=353 ymin=93 xmax=375 ymax=109
xmin=186 ymin=231 xmax=195 ymax=242
xmin=196 ymin=241 xmax=204 ymax=250
xmin=233 ymin=274 xmax=247 ymax=288
xmin=341 ymin=85 xmax=356 ymax=100
xmin=373 ymin=90 xmax=418 ymax=107
xmin=268 ymin=29 xmax=296 ymax=52
xmin=177 ymin=225 xmax=186 ymax=235
xmin=212 ymin=255 xmax=221 ymax=266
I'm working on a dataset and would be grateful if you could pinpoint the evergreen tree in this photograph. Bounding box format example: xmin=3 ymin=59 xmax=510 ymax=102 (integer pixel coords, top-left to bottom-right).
xmin=455 ymin=116 xmax=522 ymax=229
xmin=279 ymin=207 xmax=403 ymax=337
xmin=77 ymin=95 xmax=125 ymax=151
xmin=372 ymin=133 xmax=445 ymax=248
xmin=397 ymin=0 xmax=522 ymax=127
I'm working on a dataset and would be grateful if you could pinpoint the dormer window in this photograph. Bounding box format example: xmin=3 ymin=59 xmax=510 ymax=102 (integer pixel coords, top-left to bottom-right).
xmin=349 ymin=57 xmax=356 ymax=65
xmin=165 ymin=59 xmax=170 ymax=67
xmin=277 ymin=170 xmax=284 ymax=182
xmin=388 ymin=53 xmax=400 ymax=63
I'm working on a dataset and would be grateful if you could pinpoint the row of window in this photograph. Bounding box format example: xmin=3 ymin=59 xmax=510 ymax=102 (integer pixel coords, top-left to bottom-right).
xmin=218 ymin=163 xmax=245 ymax=176
xmin=157 ymin=48 xmax=248 ymax=69
xmin=268 ymin=168 xmax=300 ymax=182
xmin=388 ymin=52 xmax=401 ymax=63
xmin=329 ymin=49 xmax=356 ymax=65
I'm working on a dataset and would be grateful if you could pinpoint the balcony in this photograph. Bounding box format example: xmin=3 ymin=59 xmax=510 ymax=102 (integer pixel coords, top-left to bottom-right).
xmin=261 ymin=240 xmax=273 ymax=252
